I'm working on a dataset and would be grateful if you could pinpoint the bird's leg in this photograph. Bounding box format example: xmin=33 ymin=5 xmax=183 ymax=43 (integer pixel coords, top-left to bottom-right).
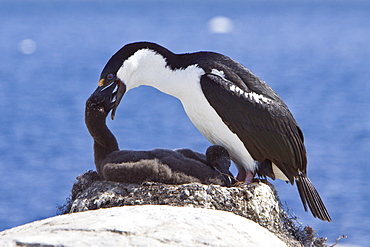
xmin=236 ymin=169 xmax=254 ymax=184
xmin=244 ymin=171 xmax=254 ymax=184
xmin=236 ymin=169 xmax=246 ymax=181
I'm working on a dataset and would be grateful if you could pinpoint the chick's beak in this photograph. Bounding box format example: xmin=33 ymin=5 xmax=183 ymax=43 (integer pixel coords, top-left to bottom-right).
xmin=97 ymin=78 xmax=126 ymax=120
xmin=111 ymin=80 xmax=126 ymax=120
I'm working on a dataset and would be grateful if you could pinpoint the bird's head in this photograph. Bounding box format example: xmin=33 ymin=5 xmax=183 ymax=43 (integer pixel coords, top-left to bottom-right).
xmin=97 ymin=42 xmax=172 ymax=120
xmin=206 ymin=145 xmax=231 ymax=173
xmin=87 ymin=80 xmax=119 ymax=118
xmin=98 ymin=73 xmax=126 ymax=120
xmin=97 ymin=42 xmax=154 ymax=120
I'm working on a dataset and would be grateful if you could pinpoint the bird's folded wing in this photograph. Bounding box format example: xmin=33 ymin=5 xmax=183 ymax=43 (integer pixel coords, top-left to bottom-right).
xmin=200 ymin=73 xmax=307 ymax=183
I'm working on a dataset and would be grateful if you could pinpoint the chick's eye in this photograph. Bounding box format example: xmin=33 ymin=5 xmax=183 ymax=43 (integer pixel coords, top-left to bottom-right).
xmin=107 ymin=74 xmax=114 ymax=80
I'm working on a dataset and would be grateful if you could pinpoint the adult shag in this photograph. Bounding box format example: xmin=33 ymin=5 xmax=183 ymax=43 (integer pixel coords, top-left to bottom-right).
xmin=96 ymin=42 xmax=331 ymax=222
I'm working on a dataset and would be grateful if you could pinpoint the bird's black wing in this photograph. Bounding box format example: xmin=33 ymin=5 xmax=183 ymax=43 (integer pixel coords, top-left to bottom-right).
xmin=200 ymin=73 xmax=307 ymax=183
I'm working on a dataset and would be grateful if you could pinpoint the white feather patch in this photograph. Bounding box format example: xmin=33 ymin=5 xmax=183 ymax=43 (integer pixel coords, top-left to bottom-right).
xmin=227 ymin=83 xmax=272 ymax=104
xmin=211 ymin=68 xmax=226 ymax=79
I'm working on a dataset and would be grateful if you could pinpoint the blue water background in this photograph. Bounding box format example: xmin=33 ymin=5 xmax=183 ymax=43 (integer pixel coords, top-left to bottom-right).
xmin=1 ymin=1 xmax=369 ymax=246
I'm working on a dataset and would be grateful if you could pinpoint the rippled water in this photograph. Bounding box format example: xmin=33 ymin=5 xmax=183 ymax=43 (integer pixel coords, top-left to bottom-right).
xmin=1 ymin=1 xmax=369 ymax=246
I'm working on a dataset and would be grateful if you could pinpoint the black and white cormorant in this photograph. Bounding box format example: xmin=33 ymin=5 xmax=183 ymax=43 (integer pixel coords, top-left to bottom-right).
xmin=96 ymin=41 xmax=331 ymax=222
xmin=85 ymin=79 xmax=233 ymax=186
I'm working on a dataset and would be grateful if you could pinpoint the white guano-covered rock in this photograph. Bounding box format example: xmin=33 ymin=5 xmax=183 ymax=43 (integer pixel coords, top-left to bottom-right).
xmin=0 ymin=205 xmax=287 ymax=247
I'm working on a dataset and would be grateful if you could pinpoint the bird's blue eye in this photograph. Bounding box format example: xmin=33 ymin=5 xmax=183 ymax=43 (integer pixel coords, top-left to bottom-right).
xmin=107 ymin=74 xmax=114 ymax=80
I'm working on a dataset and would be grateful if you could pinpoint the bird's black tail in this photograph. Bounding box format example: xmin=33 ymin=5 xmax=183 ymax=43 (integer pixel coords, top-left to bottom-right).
xmin=296 ymin=174 xmax=332 ymax=222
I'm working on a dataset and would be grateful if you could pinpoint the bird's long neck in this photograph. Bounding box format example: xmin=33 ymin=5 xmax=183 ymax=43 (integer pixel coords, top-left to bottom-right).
xmin=85 ymin=103 xmax=119 ymax=175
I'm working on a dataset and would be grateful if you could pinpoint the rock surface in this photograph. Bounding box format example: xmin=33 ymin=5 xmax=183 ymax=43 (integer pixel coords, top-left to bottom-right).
xmin=0 ymin=205 xmax=287 ymax=247
xmin=64 ymin=171 xmax=288 ymax=235
xmin=60 ymin=171 xmax=313 ymax=246
xmin=0 ymin=171 xmax=328 ymax=247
